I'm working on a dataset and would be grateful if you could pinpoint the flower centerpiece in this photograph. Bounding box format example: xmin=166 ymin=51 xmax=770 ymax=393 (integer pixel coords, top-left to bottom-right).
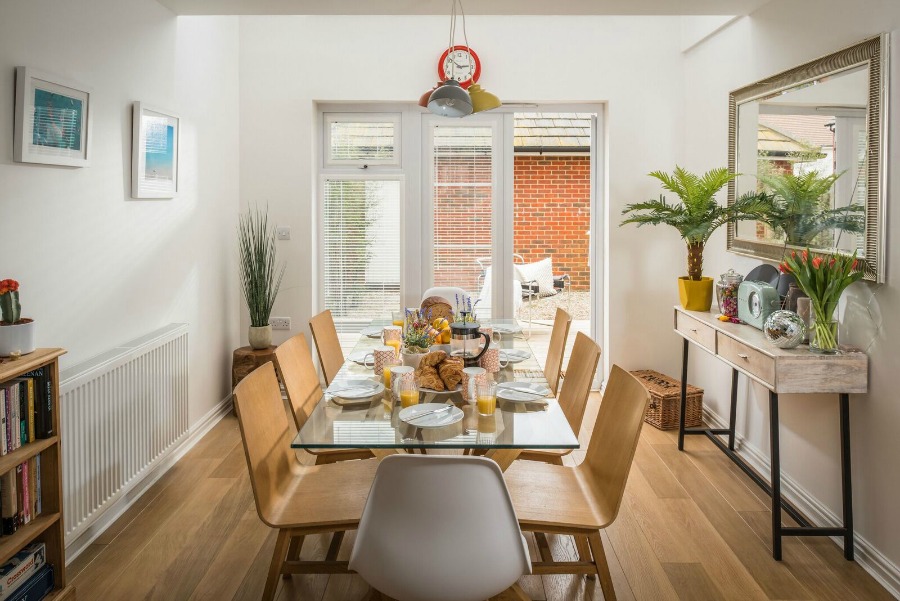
xmin=0 ymin=279 xmax=36 ymax=357
xmin=779 ymin=250 xmax=863 ymax=354
xmin=401 ymin=308 xmax=436 ymax=368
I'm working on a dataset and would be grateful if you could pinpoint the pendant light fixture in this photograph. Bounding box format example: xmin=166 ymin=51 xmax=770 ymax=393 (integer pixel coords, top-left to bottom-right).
xmin=426 ymin=0 xmax=500 ymax=117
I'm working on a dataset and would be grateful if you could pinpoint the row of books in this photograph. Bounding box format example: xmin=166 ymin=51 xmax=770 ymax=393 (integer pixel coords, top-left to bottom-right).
xmin=0 ymin=456 xmax=42 ymax=536
xmin=0 ymin=367 xmax=53 ymax=456
xmin=0 ymin=543 xmax=53 ymax=601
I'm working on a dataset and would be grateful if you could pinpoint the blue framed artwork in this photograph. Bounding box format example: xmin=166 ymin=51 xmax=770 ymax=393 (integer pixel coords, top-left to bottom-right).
xmin=132 ymin=102 xmax=179 ymax=199
xmin=14 ymin=67 xmax=92 ymax=167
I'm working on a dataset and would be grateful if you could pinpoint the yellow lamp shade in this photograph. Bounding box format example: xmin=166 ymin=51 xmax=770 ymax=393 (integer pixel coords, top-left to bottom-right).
xmin=469 ymin=84 xmax=501 ymax=113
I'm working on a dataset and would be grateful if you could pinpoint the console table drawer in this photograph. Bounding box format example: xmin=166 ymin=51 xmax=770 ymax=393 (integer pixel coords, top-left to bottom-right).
xmin=675 ymin=311 xmax=716 ymax=352
xmin=718 ymin=333 xmax=775 ymax=386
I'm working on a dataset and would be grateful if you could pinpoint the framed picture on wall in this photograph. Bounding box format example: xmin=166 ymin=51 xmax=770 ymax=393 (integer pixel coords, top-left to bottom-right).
xmin=131 ymin=102 xmax=179 ymax=199
xmin=14 ymin=67 xmax=93 ymax=167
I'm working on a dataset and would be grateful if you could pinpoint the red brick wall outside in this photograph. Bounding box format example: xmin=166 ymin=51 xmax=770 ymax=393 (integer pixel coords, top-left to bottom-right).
xmin=431 ymin=153 xmax=591 ymax=294
xmin=514 ymin=155 xmax=591 ymax=290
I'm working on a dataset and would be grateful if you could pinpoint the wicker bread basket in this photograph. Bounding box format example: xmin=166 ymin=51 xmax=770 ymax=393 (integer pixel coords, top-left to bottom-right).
xmin=631 ymin=370 xmax=703 ymax=430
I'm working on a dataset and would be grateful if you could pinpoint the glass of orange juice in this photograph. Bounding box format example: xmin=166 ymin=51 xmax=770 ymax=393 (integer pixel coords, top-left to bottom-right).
xmin=392 ymin=310 xmax=405 ymax=328
xmin=476 ymin=382 xmax=497 ymax=416
xmin=399 ymin=378 xmax=420 ymax=409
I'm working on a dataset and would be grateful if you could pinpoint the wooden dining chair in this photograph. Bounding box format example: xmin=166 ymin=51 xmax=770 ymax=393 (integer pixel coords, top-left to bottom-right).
xmin=350 ymin=455 xmax=531 ymax=601
xmin=544 ymin=308 xmax=572 ymax=396
xmin=233 ymin=361 xmax=378 ymax=601
xmin=517 ymin=331 xmax=600 ymax=465
xmin=274 ymin=332 xmax=373 ymax=464
xmin=502 ymin=364 xmax=651 ymax=601
xmin=309 ymin=309 xmax=344 ymax=386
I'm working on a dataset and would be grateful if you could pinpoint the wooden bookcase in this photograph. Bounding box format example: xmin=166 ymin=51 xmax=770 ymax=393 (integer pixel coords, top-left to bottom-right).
xmin=0 ymin=349 xmax=74 ymax=600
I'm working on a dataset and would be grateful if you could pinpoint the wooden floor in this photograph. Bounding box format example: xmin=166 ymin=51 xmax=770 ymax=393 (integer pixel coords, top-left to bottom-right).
xmin=70 ymin=392 xmax=892 ymax=601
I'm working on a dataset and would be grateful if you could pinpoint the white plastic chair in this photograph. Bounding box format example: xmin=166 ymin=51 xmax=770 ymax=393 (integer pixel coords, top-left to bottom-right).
xmin=349 ymin=455 xmax=532 ymax=601
xmin=420 ymin=286 xmax=470 ymax=307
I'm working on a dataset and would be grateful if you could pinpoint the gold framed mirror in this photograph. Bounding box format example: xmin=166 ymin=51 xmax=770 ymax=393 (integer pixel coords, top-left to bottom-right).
xmin=727 ymin=34 xmax=889 ymax=282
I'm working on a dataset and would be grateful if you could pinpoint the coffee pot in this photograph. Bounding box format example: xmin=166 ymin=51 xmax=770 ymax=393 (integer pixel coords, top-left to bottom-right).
xmin=449 ymin=311 xmax=491 ymax=367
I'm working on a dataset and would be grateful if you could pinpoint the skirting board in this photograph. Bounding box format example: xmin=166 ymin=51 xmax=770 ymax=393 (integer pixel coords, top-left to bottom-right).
xmin=703 ymin=406 xmax=900 ymax=600
xmin=64 ymin=393 xmax=234 ymax=563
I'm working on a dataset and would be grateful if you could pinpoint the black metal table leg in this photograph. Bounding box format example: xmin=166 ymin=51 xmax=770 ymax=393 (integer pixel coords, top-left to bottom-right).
xmin=769 ymin=391 xmax=782 ymax=560
xmin=728 ymin=369 xmax=738 ymax=451
xmin=678 ymin=338 xmax=689 ymax=451
xmin=840 ymin=393 xmax=854 ymax=560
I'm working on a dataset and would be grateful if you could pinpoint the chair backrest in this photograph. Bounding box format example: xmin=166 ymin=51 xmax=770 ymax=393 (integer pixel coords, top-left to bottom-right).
xmin=274 ymin=333 xmax=322 ymax=430
xmin=556 ymin=331 xmax=601 ymax=436
xmin=349 ymin=455 xmax=531 ymax=601
xmin=582 ymin=364 xmax=651 ymax=524
xmin=420 ymin=286 xmax=468 ymax=306
xmin=544 ymin=308 xmax=572 ymax=396
xmin=233 ymin=362 xmax=297 ymax=527
xmin=309 ymin=309 xmax=344 ymax=386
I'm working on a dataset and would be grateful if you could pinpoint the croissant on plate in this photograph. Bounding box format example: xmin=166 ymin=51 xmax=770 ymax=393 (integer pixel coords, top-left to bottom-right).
xmin=438 ymin=357 xmax=463 ymax=389
xmin=421 ymin=351 xmax=447 ymax=367
xmin=417 ymin=365 xmax=445 ymax=391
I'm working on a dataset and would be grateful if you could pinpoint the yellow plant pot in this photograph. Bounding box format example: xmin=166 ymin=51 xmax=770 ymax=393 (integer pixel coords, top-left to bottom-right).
xmin=678 ymin=277 xmax=714 ymax=311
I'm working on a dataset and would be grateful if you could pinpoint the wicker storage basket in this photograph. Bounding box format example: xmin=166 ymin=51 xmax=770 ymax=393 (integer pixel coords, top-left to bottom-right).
xmin=631 ymin=370 xmax=703 ymax=430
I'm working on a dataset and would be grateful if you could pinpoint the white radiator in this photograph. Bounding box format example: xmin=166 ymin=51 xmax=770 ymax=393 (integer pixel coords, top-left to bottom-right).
xmin=60 ymin=323 xmax=189 ymax=545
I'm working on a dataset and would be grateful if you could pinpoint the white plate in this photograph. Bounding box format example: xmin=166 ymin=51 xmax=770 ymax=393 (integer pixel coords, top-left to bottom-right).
xmin=329 ymin=379 xmax=384 ymax=399
xmin=348 ymin=350 xmax=371 ymax=365
xmin=497 ymin=382 xmax=551 ymax=402
xmin=418 ymin=384 xmax=462 ymax=397
xmin=500 ymin=349 xmax=531 ymax=364
xmin=361 ymin=325 xmax=383 ymax=339
xmin=399 ymin=403 xmax=464 ymax=428
xmin=491 ymin=323 xmax=522 ymax=335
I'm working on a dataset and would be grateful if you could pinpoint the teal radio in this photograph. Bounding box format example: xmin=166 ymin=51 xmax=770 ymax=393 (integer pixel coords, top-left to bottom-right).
xmin=737 ymin=280 xmax=780 ymax=329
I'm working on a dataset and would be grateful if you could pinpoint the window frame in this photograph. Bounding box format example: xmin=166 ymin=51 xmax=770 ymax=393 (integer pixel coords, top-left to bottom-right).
xmin=323 ymin=112 xmax=402 ymax=168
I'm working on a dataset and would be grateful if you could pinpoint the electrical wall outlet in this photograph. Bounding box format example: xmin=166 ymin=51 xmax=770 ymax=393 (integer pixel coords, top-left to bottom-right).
xmin=276 ymin=227 xmax=291 ymax=240
xmin=270 ymin=317 xmax=291 ymax=330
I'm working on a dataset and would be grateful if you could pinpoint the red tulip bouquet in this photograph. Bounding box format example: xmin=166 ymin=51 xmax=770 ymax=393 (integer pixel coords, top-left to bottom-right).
xmin=779 ymin=250 xmax=863 ymax=353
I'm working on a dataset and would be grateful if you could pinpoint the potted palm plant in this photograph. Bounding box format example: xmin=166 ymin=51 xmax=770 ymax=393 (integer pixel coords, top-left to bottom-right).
xmin=621 ymin=166 xmax=770 ymax=311
xmin=756 ymin=170 xmax=865 ymax=246
xmin=238 ymin=207 xmax=285 ymax=350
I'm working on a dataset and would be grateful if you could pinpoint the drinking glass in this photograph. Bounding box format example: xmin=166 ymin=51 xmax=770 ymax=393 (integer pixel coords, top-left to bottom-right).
xmin=476 ymin=382 xmax=497 ymax=416
xmin=399 ymin=378 xmax=420 ymax=409
xmin=392 ymin=310 xmax=405 ymax=328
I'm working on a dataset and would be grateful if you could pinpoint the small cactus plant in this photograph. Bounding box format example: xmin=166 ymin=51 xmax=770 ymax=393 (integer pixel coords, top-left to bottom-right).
xmin=0 ymin=280 xmax=21 ymax=324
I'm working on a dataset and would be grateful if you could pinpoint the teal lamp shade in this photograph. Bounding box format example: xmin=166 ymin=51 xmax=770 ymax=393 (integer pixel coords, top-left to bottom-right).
xmin=427 ymin=80 xmax=473 ymax=117
xmin=469 ymin=84 xmax=501 ymax=113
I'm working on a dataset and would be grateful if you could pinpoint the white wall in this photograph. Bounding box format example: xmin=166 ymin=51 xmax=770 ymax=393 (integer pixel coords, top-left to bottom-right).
xmin=682 ymin=2 xmax=900 ymax=591
xmin=0 ymin=1 xmax=241 ymax=424
xmin=238 ymin=15 xmax=685 ymax=375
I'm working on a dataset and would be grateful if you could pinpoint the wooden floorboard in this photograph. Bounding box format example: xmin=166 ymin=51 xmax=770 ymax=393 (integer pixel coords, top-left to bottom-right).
xmin=69 ymin=394 xmax=893 ymax=601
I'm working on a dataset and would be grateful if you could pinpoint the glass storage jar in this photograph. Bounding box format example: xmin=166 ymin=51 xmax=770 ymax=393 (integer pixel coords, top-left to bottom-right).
xmin=716 ymin=269 xmax=743 ymax=317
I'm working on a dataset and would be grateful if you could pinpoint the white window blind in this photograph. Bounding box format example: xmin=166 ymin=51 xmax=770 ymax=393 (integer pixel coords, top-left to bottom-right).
xmin=431 ymin=125 xmax=493 ymax=295
xmin=325 ymin=114 xmax=400 ymax=167
xmin=323 ymin=178 xmax=401 ymax=331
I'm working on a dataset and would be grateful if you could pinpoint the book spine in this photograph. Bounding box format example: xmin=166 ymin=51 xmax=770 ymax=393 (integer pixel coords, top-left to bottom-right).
xmin=14 ymin=465 xmax=23 ymax=529
xmin=19 ymin=463 xmax=28 ymax=526
xmin=21 ymin=369 xmax=51 ymax=440
xmin=0 ymin=389 xmax=6 ymax=456
xmin=27 ymin=458 xmax=35 ymax=522
xmin=1 ymin=470 xmax=16 ymax=535
xmin=9 ymin=384 xmax=18 ymax=452
xmin=25 ymin=381 xmax=33 ymax=444
xmin=0 ymin=543 xmax=46 ymax=601
xmin=18 ymin=383 xmax=25 ymax=447
xmin=34 ymin=456 xmax=40 ymax=517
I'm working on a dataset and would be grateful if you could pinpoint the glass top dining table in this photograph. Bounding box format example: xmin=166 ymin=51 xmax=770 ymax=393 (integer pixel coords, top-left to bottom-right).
xmin=291 ymin=319 xmax=579 ymax=451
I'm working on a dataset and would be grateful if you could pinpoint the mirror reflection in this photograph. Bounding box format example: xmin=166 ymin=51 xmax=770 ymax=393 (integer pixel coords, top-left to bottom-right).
xmin=734 ymin=65 xmax=868 ymax=257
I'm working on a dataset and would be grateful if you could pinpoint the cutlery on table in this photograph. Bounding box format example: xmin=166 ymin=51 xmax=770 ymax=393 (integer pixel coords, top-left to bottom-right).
xmin=406 ymin=405 xmax=454 ymax=423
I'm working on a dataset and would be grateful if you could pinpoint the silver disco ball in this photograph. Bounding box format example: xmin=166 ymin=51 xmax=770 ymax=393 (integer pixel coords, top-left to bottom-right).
xmin=764 ymin=310 xmax=806 ymax=349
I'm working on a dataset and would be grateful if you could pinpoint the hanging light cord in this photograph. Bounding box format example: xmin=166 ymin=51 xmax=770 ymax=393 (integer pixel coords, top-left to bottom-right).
xmin=446 ymin=0 xmax=457 ymax=80
xmin=457 ymin=0 xmax=473 ymax=77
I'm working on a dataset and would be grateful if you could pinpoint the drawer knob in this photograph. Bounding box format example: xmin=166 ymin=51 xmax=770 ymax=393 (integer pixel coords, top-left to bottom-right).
xmin=690 ymin=328 xmax=698 ymax=333
xmin=738 ymin=353 xmax=749 ymax=359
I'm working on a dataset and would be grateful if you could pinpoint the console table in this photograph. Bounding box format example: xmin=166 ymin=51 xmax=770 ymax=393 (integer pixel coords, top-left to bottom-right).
xmin=673 ymin=307 xmax=867 ymax=561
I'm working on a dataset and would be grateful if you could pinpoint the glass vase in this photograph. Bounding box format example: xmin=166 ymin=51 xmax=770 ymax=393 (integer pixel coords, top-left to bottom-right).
xmin=809 ymin=302 xmax=839 ymax=354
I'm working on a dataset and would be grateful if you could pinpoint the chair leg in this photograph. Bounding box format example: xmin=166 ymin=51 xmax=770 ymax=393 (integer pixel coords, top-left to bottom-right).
xmin=264 ymin=529 xmax=291 ymax=601
xmin=282 ymin=534 xmax=305 ymax=578
xmin=587 ymin=531 xmax=616 ymax=601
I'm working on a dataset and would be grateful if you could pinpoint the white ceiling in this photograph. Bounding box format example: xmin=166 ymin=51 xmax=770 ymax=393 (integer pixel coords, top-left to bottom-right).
xmin=156 ymin=0 xmax=772 ymax=16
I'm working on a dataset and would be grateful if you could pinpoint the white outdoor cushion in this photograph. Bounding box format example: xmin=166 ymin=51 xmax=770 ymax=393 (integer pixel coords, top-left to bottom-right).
xmin=515 ymin=258 xmax=556 ymax=296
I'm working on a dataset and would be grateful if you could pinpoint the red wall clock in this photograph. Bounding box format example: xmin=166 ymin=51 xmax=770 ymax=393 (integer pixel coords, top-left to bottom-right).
xmin=438 ymin=45 xmax=481 ymax=89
